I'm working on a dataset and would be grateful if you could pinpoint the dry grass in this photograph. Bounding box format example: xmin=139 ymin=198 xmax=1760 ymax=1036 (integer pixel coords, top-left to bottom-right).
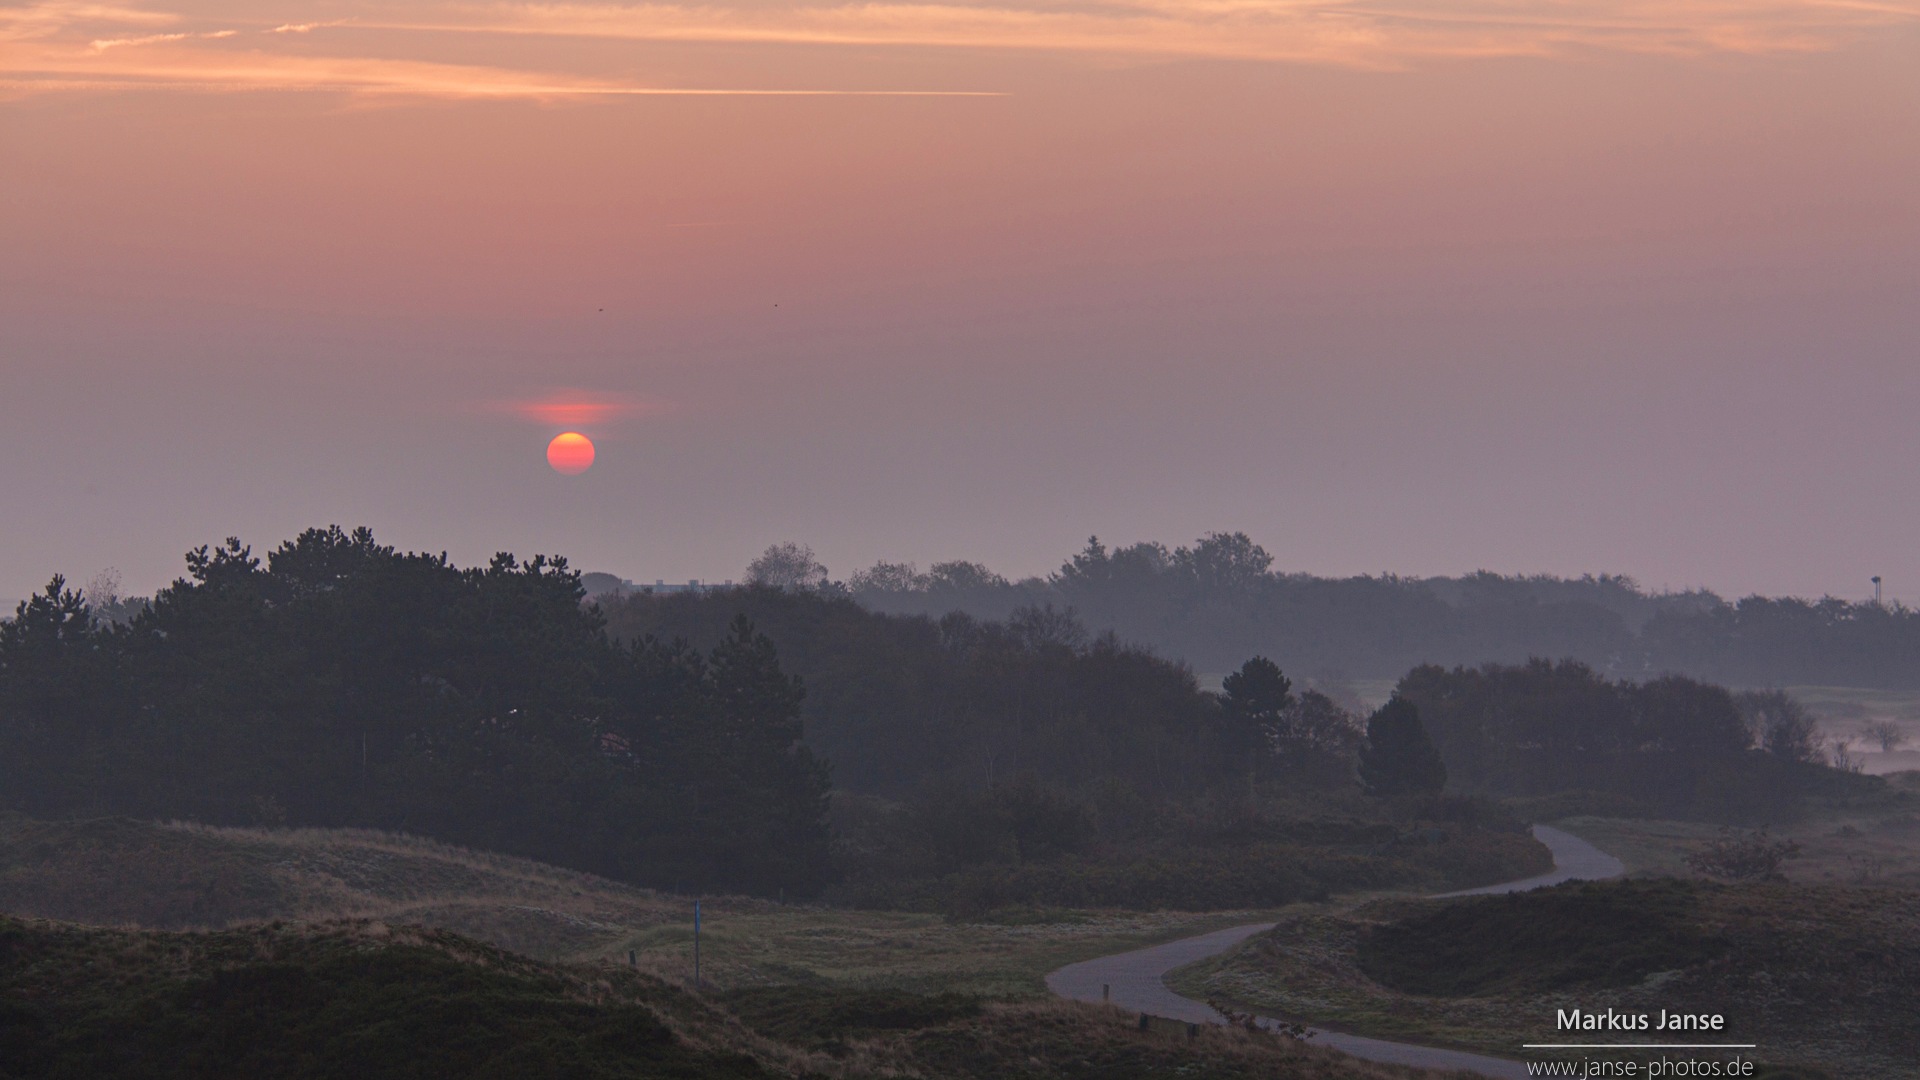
xmin=0 ymin=813 xmax=1304 ymax=999
xmin=813 ymin=996 xmax=1467 ymax=1080
xmin=622 ymin=904 xmax=1302 ymax=999
xmin=1556 ymin=773 xmax=1920 ymax=887
xmin=1171 ymin=880 xmax=1917 ymax=1079
xmin=2 ymin=908 xmax=1471 ymax=1080
xmin=0 ymin=813 xmax=704 ymax=954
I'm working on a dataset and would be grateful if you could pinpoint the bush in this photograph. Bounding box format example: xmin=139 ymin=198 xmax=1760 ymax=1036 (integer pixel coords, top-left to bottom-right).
xmin=1357 ymin=879 xmax=1729 ymax=997
xmin=1685 ymin=826 xmax=1800 ymax=882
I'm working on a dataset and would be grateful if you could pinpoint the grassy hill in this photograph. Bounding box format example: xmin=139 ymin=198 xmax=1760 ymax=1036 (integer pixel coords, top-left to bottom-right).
xmin=0 ymin=812 xmax=696 ymax=959
xmin=1173 ymin=877 xmax=1920 ymax=1079
xmin=0 ymin=913 xmax=1457 ymax=1080
xmin=0 ymin=812 xmax=1551 ymax=999
xmin=0 ymin=916 xmax=768 ymax=1080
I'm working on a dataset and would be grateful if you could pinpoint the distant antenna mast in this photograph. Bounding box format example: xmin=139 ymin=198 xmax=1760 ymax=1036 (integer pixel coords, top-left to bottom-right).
xmin=1872 ymin=576 xmax=1883 ymax=606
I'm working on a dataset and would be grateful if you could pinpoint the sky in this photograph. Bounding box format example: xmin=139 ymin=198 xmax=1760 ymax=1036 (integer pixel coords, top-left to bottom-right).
xmin=4 ymin=0 xmax=1919 ymax=606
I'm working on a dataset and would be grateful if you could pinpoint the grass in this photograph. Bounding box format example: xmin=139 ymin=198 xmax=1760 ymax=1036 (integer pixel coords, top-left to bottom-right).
xmin=1555 ymin=772 xmax=1920 ymax=886
xmin=0 ymin=813 xmax=1319 ymax=999
xmin=0 ymin=914 xmax=1460 ymax=1080
xmin=622 ymin=903 xmax=1312 ymax=999
xmin=1356 ymin=879 xmax=1727 ymax=996
xmin=1169 ymin=828 xmax=1920 ymax=1079
xmin=0 ymin=916 xmax=775 ymax=1079
xmin=0 ymin=811 xmax=1550 ymax=1000
xmin=0 ymin=812 xmax=697 ymax=957
xmin=1782 ymin=686 xmax=1920 ymax=724
xmin=0 ymin=809 xmax=1544 ymax=1077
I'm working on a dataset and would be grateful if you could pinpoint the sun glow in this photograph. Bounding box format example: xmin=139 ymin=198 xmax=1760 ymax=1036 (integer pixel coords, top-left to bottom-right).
xmin=546 ymin=432 xmax=595 ymax=475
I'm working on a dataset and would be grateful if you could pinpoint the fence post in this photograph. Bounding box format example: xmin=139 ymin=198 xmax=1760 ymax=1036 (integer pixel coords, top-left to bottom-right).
xmin=1102 ymin=983 xmax=1110 ymax=1001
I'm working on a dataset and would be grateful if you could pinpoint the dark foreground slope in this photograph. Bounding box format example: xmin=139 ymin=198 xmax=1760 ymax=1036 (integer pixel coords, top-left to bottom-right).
xmin=1178 ymin=878 xmax=1920 ymax=1079
xmin=0 ymin=917 xmax=760 ymax=1080
xmin=0 ymin=916 xmax=1450 ymax=1080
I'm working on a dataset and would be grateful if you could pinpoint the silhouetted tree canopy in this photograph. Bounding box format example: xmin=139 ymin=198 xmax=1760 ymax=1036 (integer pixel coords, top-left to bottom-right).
xmin=1358 ymin=697 xmax=1448 ymax=798
xmin=1393 ymin=660 xmax=1875 ymax=819
xmin=844 ymin=533 xmax=1920 ymax=688
xmin=0 ymin=527 xmax=832 ymax=897
xmin=3 ymin=529 xmax=1884 ymax=912
xmin=1220 ymin=656 xmax=1294 ymax=784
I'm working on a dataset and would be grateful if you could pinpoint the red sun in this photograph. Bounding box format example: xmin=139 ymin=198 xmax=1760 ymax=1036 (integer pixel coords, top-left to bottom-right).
xmin=546 ymin=432 xmax=595 ymax=475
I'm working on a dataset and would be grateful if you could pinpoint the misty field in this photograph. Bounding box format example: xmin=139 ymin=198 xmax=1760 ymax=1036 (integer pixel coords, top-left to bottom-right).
xmin=1784 ymin=686 xmax=1920 ymax=775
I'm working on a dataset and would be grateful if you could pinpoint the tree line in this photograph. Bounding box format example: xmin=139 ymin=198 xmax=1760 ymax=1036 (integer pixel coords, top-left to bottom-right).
xmin=3 ymin=528 xmax=1878 ymax=909
xmin=771 ymin=533 xmax=1920 ymax=688
xmin=1394 ymin=659 xmax=1878 ymax=820
xmin=0 ymin=528 xmax=831 ymax=897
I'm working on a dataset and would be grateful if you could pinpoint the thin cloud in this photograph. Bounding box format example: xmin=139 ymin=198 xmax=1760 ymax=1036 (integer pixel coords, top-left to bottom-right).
xmin=0 ymin=1 xmax=176 ymax=42
xmin=90 ymin=28 xmax=234 ymax=51
xmin=487 ymin=392 xmax=668 ymax=428
xmin=360 ymin=0 xmax=1920 ymax=65
xmin=88 ymin=31 xmax=190 ymax=50
xmin=6 ymin=40 xmax=1005 ymax=98
xmin=5 ymin=0 xmax=1916 ymax=101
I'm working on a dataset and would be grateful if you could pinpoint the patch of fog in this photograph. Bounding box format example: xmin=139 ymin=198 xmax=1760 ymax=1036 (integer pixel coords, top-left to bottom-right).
xmin=1815 ymin=713 xmax=1919 ymax=775
xmin=1861 ymin=749 xmax=1920 ymax=776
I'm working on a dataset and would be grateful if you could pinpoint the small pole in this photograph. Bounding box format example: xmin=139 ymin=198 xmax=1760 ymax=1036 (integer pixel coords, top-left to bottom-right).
xmin=693 ymin=900 xmax=701 ymax=989
xmin=1102 ymin=983 xmax=1110 ymax=1001
xmin=627 ymin=949 xmax=636 ymax=968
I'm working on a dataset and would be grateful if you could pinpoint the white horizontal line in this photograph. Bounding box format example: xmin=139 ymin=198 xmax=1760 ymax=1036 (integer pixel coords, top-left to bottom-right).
xmin=1523 ymin=1044 xmax=1758 ymax=1049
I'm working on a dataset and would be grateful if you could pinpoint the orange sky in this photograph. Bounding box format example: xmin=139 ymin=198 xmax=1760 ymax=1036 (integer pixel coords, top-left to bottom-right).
xmin=3 ymin=1 xmax=1918 ymax=603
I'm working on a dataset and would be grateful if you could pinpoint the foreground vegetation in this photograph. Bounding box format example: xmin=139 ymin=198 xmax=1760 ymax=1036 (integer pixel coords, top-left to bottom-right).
xmin=0 ymin=914 xmax=1456 ymax=1080
xmin=1172 ymin=862 xmax=1919 ymax=1078
xmin=0 ymin=528 xmax=832 ymax=897
xmin=0 ymin=813 xmax=1304 ymax=998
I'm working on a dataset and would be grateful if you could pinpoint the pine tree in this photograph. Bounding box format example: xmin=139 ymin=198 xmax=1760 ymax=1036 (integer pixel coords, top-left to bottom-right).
xmin=1358 ymin=696 xmax=1446 ymax=797
xmin=1220 ymin=656 xmax=1293 ymax=783
xmin=701 ymin=615 xmax=833 ymax=894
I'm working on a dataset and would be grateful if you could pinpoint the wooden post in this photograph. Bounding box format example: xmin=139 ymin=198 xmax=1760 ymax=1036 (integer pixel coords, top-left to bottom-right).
xmin=693 ymin=900 xmax=702 ymax=988
xmin=627 ymin=949 xmax=636 ymax=968
xmin=1102 ymin=983 xmax=1110 ymax=1001
xmin=1138 ymin=1013 xmax=1151 ymax=1031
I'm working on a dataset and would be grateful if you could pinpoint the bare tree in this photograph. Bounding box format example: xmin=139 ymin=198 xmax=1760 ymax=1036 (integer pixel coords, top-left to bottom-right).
xmin=847 ymin=560 xmax=925 ymax=594
xmin=745 ymin=542 xmax=829 ymax=591
xmin=83 ymin=568 xmax=121 ymax=612
xmin=1736 ymin=690 xmax=1823 ymax=764
xmin=1864 ymin=720 xmax=1906 ymax=753
xmin=1828 ymin=735 xmax=1863 ymax=774
xmin=81 ymin=567 xmax=147 ymax=626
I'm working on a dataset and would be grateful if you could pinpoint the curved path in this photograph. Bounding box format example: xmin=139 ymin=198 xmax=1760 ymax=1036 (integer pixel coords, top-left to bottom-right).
xmin=1046 ymin=825 xmax=1624 ymax=1079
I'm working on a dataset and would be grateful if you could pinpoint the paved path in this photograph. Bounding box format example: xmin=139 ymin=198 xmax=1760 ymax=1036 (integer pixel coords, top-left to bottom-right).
xmin=1045 ymin=824 xmax=1624 ymax=1079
